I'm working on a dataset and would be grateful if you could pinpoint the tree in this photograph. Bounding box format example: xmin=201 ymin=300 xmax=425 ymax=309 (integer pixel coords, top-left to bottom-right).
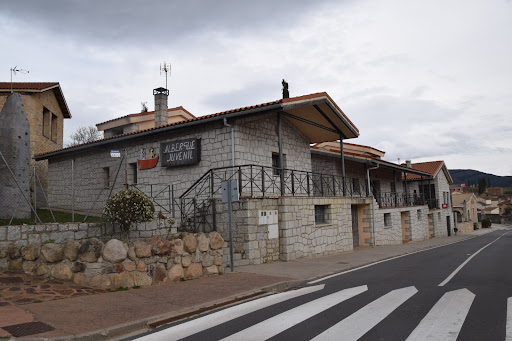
xmin=478 ymin=177 xmax=487 ymax=194
xmin=67 ymin=126 xmax=103 ymax=147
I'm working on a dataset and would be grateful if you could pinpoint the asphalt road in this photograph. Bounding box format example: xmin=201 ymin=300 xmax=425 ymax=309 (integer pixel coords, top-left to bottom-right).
xmin=131 ymin=229 xmax=512 ymax=341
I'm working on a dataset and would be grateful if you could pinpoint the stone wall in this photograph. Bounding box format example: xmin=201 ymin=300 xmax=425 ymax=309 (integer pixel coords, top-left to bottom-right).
xmin=45 ymin=112 xmax=313 ymax=217
xmin=0 ymin=220 xmax=172 ymax=248
xmin=0 ymin=233 xmax=225 ymax=290
xmin=373 ymin=203 xmax=429 ymax=245
xmin=457 ymin=221 xmax=478 ymax=234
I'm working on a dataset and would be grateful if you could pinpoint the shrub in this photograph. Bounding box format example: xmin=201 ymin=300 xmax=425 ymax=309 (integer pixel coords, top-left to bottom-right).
xmin=482 ymin=218 xmax=492 ymax=228
xmin=103 ymin=189 xmax=154 ymax=232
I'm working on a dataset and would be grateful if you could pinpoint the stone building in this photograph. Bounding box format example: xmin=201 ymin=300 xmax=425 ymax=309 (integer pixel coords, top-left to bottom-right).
xmin=0 ymin=82 xmax=71 ymax=205
xmin=452 ymin=192 xmax=478 ymax=233
xmin=36 ymin=89 xmax=451 ymax=265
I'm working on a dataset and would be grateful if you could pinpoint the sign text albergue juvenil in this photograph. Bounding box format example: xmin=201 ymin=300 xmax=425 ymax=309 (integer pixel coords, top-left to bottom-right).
xmin=160 ymin=138 xmax=201 ymax=167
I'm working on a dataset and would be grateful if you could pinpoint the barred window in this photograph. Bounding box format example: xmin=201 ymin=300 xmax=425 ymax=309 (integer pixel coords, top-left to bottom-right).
xmin=384 ymin=213 xmax=392 ymax=227
xmin=315 ymin=205 xmax=329 ymax=225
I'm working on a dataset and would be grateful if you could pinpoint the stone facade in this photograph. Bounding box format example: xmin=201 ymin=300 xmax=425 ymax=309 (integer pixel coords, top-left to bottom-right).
xmin=0 ymin=233 xmax=224 ymax=289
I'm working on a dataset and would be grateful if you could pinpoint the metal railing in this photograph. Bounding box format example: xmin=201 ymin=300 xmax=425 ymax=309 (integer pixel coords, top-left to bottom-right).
xmin=375 ymin=192 xmax=439 ymax=209
xmin=130 ymin=183 xmax=179 ymax=218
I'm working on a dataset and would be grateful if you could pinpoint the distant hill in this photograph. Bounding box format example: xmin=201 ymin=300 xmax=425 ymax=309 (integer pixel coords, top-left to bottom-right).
xmin=449 ymin=169 xmax=512 ymax=187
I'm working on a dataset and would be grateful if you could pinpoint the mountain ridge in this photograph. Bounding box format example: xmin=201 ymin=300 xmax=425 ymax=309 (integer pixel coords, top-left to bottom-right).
xmin=449 ymin=169 xmax=512 ymax=187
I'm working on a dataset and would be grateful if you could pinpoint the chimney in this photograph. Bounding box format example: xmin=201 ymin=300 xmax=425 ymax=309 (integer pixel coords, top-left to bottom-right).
xmin=405 ymin=160 xmax=412 ymax=168
xmin=153 ymin=87 xmax=169 ymax=127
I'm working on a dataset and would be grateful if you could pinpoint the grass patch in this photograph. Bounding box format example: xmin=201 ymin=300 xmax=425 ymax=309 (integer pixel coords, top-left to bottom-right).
xmin=0 ymin=208 xmax=107 ymax=226
xmin=111 ymin=286 xmax=130 ymax=292
xmin=132 ymin=285 xmax=141 ymax=289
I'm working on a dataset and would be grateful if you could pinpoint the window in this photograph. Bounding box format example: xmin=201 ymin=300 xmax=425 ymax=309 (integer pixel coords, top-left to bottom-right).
xmin=417 ymin=209 xmax=422 ymax=220
xmin=129 ymin=163 xmax=138 ymax=184
xmin=42 ymin=107 xmax=51 ymax=138
xmin=103 ymin=167 xmax=110 ymax=188
xmin=315 ymin=205 xmax=329 ymax=224
xmin=384 ymin=213 xmax=391 ymax=227
xmin=272 ymin=153 xmax=285 ymax=176
xmin=438 ymin=212 xmax=441 ymax=220
xmin=51 ymin=113 xmax=58 ymax=142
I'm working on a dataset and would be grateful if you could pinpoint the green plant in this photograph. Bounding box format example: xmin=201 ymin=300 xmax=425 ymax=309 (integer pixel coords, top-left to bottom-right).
xmin=482 ymin=218 xmax=492 ymax=228
xmin=103 ymin=189 xmax=154 ymax=232
xmin=43 ymin=239 xmax=55 ymax=244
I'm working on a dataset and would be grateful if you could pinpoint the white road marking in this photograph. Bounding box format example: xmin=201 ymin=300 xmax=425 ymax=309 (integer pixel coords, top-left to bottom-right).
xmin=220 ymin=285 xmax=368 ymax=341
xmin=312 ymin=286 xmax=418 ymax=341
xmin=405 ymin=288 xmax=475 ymax=341
xmin=135 ymin=284 xmax=325 ymax=341
xmin=308 ymin=235 xmax=482 ymax=285
xmin=507 ymin=297 xmax=512 ymax=341
xmin=438 ymin=231 xmax=511 ymax=286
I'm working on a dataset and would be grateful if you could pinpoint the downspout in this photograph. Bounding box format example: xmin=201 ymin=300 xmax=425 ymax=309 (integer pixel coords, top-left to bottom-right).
xmin=366 ymin=163 xmax=379 ymax=247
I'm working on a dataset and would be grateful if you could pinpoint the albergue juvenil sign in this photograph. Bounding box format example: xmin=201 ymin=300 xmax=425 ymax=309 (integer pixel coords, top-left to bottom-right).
xmin=161 ymin=138 xmax=201 ymax=167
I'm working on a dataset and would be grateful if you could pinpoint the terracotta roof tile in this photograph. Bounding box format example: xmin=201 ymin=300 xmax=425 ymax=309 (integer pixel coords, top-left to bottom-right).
xmin=96 ymin=106 xmax=195 ymax=126
xmin=35 ymin=92 xmax=354 ymax=159
xmin=406 ymin=161 xmax=444 ymax=180
xmin=0 ymin=82 xmax=59 ymax=91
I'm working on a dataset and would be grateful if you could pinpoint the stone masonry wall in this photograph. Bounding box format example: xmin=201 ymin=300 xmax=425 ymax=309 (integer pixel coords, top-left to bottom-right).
xmin=0 ymin=220 xmax=172 ymax=249
xmin=0 ymin=233 xmax=225 ymax=290
xmin=373 ymin=202 xmax=429 ymax=245
xmin=46 ymin=112 xmax=313 ymax=217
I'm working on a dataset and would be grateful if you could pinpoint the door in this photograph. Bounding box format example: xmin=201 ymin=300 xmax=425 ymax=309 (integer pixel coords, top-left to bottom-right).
xmin=351 ymin=205 xmax=359 ymax=247
xmin=446 ymin=215 xmax=451 ymax=236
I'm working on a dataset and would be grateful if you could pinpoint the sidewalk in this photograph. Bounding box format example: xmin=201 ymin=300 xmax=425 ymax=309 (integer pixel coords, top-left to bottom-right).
xmin=0 ymin=224 xmax=507 ymax=340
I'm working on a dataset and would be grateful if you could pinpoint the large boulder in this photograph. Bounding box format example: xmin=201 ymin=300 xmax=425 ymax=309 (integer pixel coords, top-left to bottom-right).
xmin=181 ymin=255 xmax=192 ymax=268
xmin=167 ymin=264 xmax=184 ymax=282
xmin=22 ymin=244 xmax=39 ymax=261
xmin=197 ymin=234 xmax=209 ymax=252
xmin=184 ymin=263 xmax=202 ymax=279
xmin=63 ymin=240 xmax=81 ymax=261
xmin=78 ymin=238 xmax=103 ymax=263
xmin=22 ymin=261 xmax=37 ymax=275
xmin=41 ymin=243 xmax=64 ymax=263
xmin=171 ymin=239 xmax=184 ymax=255
xmin=113 ymin=272 xmax=134 ymax=289
xmin=89 ymin=274 xmax=112 ymax=289
xmin=209 ymin=232 xmax=224 ymax=250
xmin=36 ymin=263 xmax=51 ymax=277
xmin=73 ymin=273 xmax=89 ymax=286
xmin=134 ymin=241 xmax=151 ymax=258
xmin=183 ymin=234 xmax=197 ymax=253
xmin=150 ymin=236 xmax=171 ymax=256
xmin=51 ymin=263 xmax=73 ymax=281
xmin=153 ymin=264 xmax=167 ymax=283
xmin=204 ymin=265 xmax=219 ymax=275
xmin=0 ymin=244 xmax=8 ymax=259
xmin=102 ymin=239 xmax=128 ymax=263
xmin=133 ymin=272 xmax=152 ymax=287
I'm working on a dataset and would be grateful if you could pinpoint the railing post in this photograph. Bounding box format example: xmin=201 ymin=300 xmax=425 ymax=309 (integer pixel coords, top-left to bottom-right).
xmin=320 ymin=174 xmax=324 ymax=196
xmin=332 ymin=175 xmax=336 ymax=196
xmin=212 ymin=198 xmax=216 ymax=231
xmin=291 ymin=170 xmax=295 ymax=196
xmin=307 ymin=172 xmax=311 ymax=196
xmin=193 ymin=198 xmax=197 ymax=232
xmin=262 ymin=166 xmax=265 ymax=197
xmin=250 ymin=165 xmax=253 ymax=197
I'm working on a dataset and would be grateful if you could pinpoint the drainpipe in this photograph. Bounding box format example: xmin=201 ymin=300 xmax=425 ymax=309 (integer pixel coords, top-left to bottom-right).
xmin=366 ymin=163 xmax=379 ymax=247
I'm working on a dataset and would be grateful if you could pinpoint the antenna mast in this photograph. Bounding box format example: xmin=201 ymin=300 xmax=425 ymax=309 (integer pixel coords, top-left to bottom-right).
xmin=10 ymin=66 xmax=29 ymax=93
xmin=160 ymin=61 xmax=171 ymax=90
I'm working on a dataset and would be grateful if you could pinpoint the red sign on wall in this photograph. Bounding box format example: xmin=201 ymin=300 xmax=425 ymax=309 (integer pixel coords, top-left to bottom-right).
xmin=442 ymin=203 xmax=448 ymax=209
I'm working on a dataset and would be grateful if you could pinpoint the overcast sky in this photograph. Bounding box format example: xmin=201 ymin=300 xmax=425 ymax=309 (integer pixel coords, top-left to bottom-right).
xmin=1 ymin=0 xmax=511 ymax=176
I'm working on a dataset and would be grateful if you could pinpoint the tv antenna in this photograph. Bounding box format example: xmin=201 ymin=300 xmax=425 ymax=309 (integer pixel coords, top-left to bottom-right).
xmin=10 ymin=66 xmax=29 ymax=93
xmin=160 ymin=61 xmax=171 ymax=90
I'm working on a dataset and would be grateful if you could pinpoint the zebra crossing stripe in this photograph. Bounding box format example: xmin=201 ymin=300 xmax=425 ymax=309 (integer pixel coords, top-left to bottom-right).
xmin=405 ymin=288 xmax=475 ymax=341
xmin=311 ymin=286 xmax=418 ymax=341
xmin=135 ymin=284 xmax=325 ymax=341
xmin=507 ymin=297 xmax=512 ymax=341
xmin=220 ymin=285 xmax=368 ymax=341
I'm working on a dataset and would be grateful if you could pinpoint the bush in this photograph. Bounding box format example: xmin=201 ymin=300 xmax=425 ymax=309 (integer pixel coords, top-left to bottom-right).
xmin=103 ymin=189 xmax=155 ymax=231
xmin=482 ymin=218 xmax=492 ymax=228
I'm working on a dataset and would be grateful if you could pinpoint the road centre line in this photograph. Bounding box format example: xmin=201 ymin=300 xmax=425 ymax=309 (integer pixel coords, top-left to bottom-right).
xmin=308 ymin=232 xmax=492 ymax=285
xmin=507 ymin=298 xmax=512 ymax=341
xmin=438 ymin=231 xmax=511 ymax=286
